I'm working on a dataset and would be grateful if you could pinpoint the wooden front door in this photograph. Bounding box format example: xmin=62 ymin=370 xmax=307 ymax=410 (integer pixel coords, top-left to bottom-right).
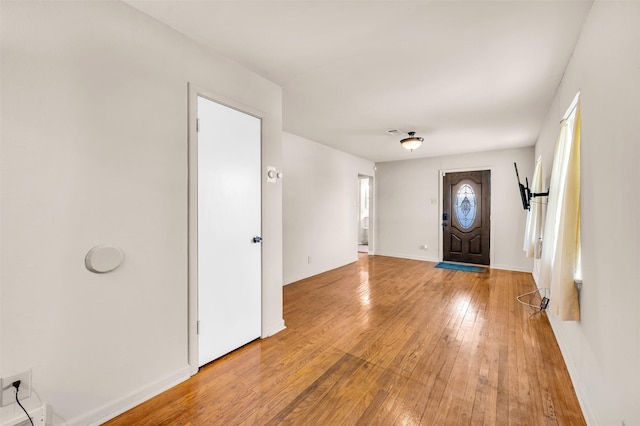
xmin=442 ymin=170 xmax=491 ymax=265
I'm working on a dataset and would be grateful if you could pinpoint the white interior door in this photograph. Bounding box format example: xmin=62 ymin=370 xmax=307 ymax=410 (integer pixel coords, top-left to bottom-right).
xmin=197 ymin=96 xmax=262 ymax=366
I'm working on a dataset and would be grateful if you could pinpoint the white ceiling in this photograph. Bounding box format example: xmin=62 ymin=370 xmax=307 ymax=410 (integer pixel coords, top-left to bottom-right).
xmin=125 ymin=0 xmax=592 ymax=162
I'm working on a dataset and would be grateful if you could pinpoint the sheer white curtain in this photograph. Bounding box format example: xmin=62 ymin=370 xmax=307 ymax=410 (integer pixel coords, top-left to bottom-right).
xmin=523 ymin=156 xmax=543 ymax=258
xmin=538 ymin=102 xmax=581 ymax=321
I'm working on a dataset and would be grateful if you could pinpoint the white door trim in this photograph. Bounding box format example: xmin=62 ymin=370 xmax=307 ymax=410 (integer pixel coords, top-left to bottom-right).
xmin=357 ymin=174 xmax=374 ymax=254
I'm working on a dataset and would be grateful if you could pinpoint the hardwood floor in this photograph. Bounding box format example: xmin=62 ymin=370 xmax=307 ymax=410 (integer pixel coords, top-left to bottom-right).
xmin=104 ymin=255 xmax=585 ymax=425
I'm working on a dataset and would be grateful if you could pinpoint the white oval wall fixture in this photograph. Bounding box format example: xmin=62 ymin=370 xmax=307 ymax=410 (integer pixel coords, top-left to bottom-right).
xmin=85 ymin=245 xmax=124 ymax=273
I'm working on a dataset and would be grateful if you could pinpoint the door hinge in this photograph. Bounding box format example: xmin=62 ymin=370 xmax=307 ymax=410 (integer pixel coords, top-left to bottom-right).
xmin=197 ymin=320 xmax=200 ymax=335
xmin=196 ymin=118 xmax=200 ymax=132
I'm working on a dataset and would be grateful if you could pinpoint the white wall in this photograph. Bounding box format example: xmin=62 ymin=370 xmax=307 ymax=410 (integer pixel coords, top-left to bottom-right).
xmin=533 ymin=2 xmax=639 ymax=425
xmin=283 ymin=132 xmax=375 ymax=285
xmin=375 ymin=147 xmax=535 ymax=272
xmin=0 ymin=1 xmax=283 ymax=425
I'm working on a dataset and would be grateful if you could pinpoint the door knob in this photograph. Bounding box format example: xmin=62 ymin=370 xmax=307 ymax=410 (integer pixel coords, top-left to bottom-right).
xmin=252 ymin=236 xmax=263 ymax=244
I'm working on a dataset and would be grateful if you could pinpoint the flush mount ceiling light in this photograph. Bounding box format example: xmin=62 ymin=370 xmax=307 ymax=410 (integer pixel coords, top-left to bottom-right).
xmin=400 ymin=131 xmax=424 ymax=152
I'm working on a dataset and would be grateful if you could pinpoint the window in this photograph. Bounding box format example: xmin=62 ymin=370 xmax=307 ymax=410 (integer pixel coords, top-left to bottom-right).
xmin=539 ymin=92 xmax=581 ymax=320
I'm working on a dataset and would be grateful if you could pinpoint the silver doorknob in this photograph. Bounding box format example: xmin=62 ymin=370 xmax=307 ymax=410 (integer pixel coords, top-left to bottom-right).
xmin=252 ymin=236 xmax=263 ymax=244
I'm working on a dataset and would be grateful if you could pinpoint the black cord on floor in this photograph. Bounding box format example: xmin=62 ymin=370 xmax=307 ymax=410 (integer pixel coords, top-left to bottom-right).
xmin=14 ymin=385 xmax=35 ymax=426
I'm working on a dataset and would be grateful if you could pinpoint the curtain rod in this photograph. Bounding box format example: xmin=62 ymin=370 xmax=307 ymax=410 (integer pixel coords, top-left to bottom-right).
xmin=561 ymin=91 xmax=581 ymax=122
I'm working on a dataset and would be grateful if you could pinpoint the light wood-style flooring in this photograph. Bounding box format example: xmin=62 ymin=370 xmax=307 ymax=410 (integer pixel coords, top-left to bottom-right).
xmin=105 ymin=255 xmax=585 ymax=425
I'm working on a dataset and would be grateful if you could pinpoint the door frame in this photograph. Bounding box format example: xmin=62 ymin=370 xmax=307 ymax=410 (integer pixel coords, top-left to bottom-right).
xmin=357 ymin=174 xmax=374 ymax=254
xmin=187 ymin=83 xmax=265 ymax=375
xmin=438 ymin=167 xmax=493 ymax=266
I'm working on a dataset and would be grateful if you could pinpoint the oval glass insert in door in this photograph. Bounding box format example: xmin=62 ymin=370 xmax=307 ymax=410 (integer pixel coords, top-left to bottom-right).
xmin=455 ymin=184 xmax=477 ymax=229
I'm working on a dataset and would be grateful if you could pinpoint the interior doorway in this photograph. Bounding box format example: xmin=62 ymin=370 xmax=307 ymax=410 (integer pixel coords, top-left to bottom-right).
xmin=358 ymin=175 xmax=372 ymax=254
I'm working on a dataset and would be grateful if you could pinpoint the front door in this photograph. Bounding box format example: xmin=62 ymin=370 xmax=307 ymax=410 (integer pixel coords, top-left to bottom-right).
xmin=197 ymin=96 xmax=262 ymax=366
xmin=442 ymin=170 xmax=491 ymax=265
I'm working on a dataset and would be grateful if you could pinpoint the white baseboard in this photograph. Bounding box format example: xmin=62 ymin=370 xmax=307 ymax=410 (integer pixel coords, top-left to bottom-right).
xmin=69 ymin=366 xmax=191 ymax=426
xmin=375 ymin=251 xmax=439 ymax=263
xmin=515 ymin=261 xmax=594 ymax=422
xmin=547 ymin=315 xmax=597 ymax=425
xmin=374 ymin=253 xmax=534 ymax=273
xmin=490 ymin=263 xmax=533 ymax=273
xmin=262 ymin=319 xmax=286 ymax=338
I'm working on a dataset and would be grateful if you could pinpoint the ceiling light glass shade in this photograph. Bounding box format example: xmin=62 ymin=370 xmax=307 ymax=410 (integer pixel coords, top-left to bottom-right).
xmin=400 ymin=132 xmax=424 ymax=151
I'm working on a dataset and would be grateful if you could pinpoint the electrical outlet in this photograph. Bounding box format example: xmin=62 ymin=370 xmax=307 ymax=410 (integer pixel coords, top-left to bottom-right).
xmin=540 ymin=297 xmax=550 ymax=310
xmin=0 ymin=370 xmax=31 ymax=407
